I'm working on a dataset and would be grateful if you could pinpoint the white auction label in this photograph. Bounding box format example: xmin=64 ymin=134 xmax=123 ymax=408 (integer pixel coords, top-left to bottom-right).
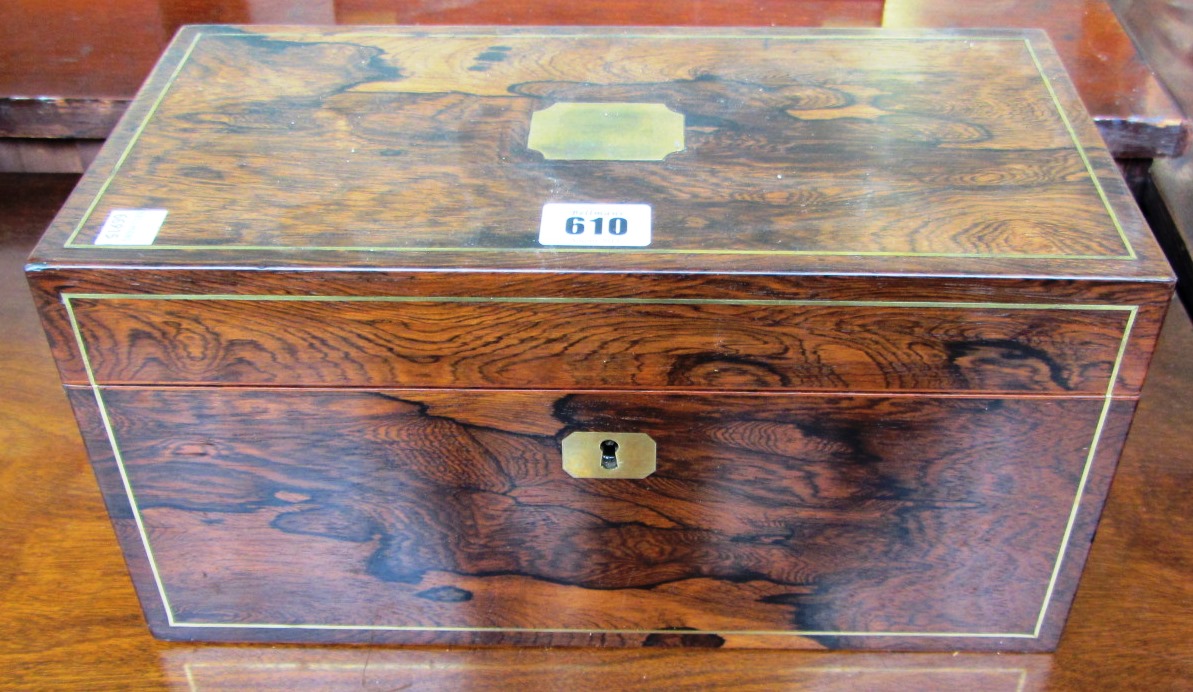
xmin=94 ymin=209 xmax=168 ymax=245
xmin=538 ymin=203 xmax=651 ymax=247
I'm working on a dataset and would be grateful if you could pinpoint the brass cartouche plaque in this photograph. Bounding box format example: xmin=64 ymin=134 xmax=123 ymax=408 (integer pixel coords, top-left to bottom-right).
xmin=527 ymin=103 xmax=685 ymax=161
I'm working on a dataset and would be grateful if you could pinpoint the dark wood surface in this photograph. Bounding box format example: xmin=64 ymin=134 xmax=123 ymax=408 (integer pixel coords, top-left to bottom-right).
xmin=71 ymin=385 xmax=1128 ymax=650
xmin=20 ymin=27 xmax=1173 ymax=653
xmin=879 ymin=0 xmax=1189 ymax=159
xmin=61 ymin=295 xmax=1136 ymax=393
xmin=43 ymin=31 xmax=1134 ymax=257
xmin=4 ymin=173 xmax=1193 ymax=683
xmin=29 ymin=27 xmax=1172 ymax=284
xmin=0 ymin=0 xmax=1185 ymax=160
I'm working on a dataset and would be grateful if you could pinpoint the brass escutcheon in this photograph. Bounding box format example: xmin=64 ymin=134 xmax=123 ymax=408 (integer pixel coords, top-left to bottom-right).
xmin=561 ymin=431 xmax=657 ymax=479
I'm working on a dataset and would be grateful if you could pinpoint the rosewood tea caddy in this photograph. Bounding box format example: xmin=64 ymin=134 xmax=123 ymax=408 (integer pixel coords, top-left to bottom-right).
xmin=26 ymin=26 xmax=1173 ymax=651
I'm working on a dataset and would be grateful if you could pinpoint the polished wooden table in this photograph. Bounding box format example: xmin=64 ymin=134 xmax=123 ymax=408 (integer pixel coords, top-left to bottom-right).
xmin=2 ymin=173 xmax=1192 ymax=687
xmin=0 ymin=0 xmax=1187 ymax=162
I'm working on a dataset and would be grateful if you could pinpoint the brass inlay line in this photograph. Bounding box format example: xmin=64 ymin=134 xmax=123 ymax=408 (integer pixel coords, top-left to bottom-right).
xmin=184 ymin=662 xmax=1031 ymax=672
xmin=197 ymin=31 xmax=1060 ymax=41
xmin=63 ymin=297 xmax=180 ymax=627
xmin=64 ymin=293 xmax=1136 ymax=311
xmin=62 ymin=245 xmax=1137 ymax=259
xmin=62 ymin=31 xmax=1135 ymax=261
xmin=1033 ymin=306 xmax=1137 ymax=636
xmin=1022 ymin=39 xmax=1135 ymax=260
xmin=62 ymin=31 xmax=205 ymax=250
xmin=64 ymin=293 xmax=1136 ymax=639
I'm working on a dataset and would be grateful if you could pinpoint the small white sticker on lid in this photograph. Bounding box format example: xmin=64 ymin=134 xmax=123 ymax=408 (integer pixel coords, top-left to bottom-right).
xmin=539 ymin=203 xmax=651 ymax=247
xmin=94 ymin=209 xmax=168 ymax=245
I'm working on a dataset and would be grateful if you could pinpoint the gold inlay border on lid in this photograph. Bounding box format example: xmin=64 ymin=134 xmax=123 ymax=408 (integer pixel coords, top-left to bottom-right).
xmin=61 ymin=30 xmax=1135 ymax=260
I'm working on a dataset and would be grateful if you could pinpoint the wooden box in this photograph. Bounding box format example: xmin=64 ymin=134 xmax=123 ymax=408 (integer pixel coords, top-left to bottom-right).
xmin=27 ymin=26 xmax=1174 ymax=651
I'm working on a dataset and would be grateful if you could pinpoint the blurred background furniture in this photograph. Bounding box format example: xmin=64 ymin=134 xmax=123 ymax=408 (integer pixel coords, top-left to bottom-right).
xmin=1112 ymin=0 xmax=1193 ymax=317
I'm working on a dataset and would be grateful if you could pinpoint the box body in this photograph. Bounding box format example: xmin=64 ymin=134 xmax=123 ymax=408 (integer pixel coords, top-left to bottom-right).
xmin=27 ymin=26 xmax=1173 ymax=651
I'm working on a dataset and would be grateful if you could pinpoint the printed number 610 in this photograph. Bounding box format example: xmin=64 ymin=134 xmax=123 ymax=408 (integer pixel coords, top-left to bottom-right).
xmin=565 ymin=217 xmax=629 ymax=235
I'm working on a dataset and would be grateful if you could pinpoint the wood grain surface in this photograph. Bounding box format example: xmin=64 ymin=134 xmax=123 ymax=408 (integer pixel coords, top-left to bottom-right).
xmin=27 ymin=27 xmax=1171 ymax=284
xmin=20 ymin=26 xmax=1177 ymax=656
xmin=1 ymin=0 xmax=1185 ymax=161
xmin=28 ymin=26 xmax=1173 ymax=291
xmin=45 ymin=30 xmax=1141 ymax=261
xmin=26 ymin=266 xmax=1174 ymax=402
xmin=5 ymin=175 xmax=1192 ymax=685
xmin=881 ymin=0 xmax=1190 ymax=159
xmin=62 ymin=295 xmax=1134 ymax=393
xmin=69 ymin=385 xmax=1128 ymax=650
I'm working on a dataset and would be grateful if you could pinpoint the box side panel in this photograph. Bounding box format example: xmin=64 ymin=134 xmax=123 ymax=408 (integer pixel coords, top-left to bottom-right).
xmin=1116 ymin=298 xmax=1170 ymax=395
xmin=26 ymin=271 xmax=87 ymax=386
xmin=64 ymin=386 xmax=173 ymax=636
xmin=1030 ymin=398 xmax=1135 ymax=649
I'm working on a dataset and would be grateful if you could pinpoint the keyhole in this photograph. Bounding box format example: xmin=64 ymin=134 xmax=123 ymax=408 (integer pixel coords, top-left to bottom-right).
xmin=600 ymin=439 xmax=619 ymax=469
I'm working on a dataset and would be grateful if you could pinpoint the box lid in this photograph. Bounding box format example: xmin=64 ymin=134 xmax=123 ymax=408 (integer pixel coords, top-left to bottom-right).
xmin=30 ymin=26 xmax=1173 ymax=283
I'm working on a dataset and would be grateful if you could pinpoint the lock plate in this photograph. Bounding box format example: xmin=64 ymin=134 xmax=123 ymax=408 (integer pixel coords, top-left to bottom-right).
xmin=561 ymin=432 xmax=657 ymax=479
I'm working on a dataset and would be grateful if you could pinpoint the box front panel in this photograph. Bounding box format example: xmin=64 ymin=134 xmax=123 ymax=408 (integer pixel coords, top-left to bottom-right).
xmin=62 ymin=295 xmax=1135 ymax=394
xmin=69 ymin=385 xmax=1124 ymax=649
